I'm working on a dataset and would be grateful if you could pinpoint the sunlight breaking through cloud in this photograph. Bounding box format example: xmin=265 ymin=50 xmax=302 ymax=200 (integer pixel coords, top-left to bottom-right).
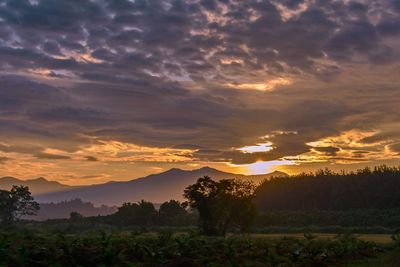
xmin=238 ymin=143 xmax=274 ymax=153
xmin=231 ymin=160 xmax=296 ymax=175
xmin=225 ymin=78 xmax=293 ymax=91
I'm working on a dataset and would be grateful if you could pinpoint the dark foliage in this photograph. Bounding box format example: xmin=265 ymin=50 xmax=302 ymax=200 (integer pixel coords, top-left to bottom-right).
xmin=114 ymin=200 xmax=157 ymax=226
xmin=0 ymin=230 xmax=385 ymax=267
xmin=0 ymin=185 xmax=39 ymax=224
xmin=256 ymin=165 xmax=400 ymax=211
xmin=100 ymin=200 xmax=196 ymax=228
xmin=159 ymin=200 xmax=187 ymax=217
xmin=256 ymin=209 xmax=400 ymax=228
xmin=184 ymin=176 xmax=257 ymax=236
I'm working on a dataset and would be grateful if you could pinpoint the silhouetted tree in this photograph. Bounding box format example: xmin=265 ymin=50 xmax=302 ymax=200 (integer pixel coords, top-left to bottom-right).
xmin=115 ymin=200 xmax=157 ymax=225
xmin=158 ymin=200 xmax=189 ymax=226
xmin=159 ymin=200 xmax=187 ymax=217
xmin=0 ymin=185 xmax=39 ymax=224
xmin=69 ymin=211 xmax=84 ymax=222
xmin=184 ymin=176 xmax=256 ymax=236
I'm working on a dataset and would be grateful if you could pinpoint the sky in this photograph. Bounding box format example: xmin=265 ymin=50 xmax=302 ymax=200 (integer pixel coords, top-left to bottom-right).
xmin=0 ymin=0 xmax=400 ymax=185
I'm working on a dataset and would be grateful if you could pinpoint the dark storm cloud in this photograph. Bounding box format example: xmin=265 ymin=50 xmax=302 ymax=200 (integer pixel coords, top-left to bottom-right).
xmin=34 ymin=152 xmax=71 ymax=160
xmin=390 ymin=143 xmax=400 ymax=154
xmin=360 ymin=130 xmax=400 ymax=144
xmin=0 ymin=157 xmax=11 ymax=164
xmin=192 ymin=131 xmax=315 ymax=164
xmin=173 ymin=144 xmax=203 ymax=150
xmin=29 ymin=107 xmax=112 ymax=127
xmin=0 ymin=143 xmax=43 ymax=155
xmin=0 ymin=0 xmax=393 ymax=81
xmin=0 ymin=143 xmax=69 ymax=160
xmin=85 ymin=156 xmax=99 ymax=162
xmin=0 ymin=75 xmax=66 ymax=103
xmin=42 ymin=41 xmax=62 ymax=55
xmin=0 ymin=0 xmax=399 ymax=167
xmin=313 ymin=147 xmax=340 ymax=156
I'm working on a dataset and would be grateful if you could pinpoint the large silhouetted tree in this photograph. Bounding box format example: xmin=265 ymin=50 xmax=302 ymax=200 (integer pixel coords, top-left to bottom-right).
xmin=184 ymin=176 xmax=256 ymax=236
xmin=0 ymin=185 xmax=40 ymax=224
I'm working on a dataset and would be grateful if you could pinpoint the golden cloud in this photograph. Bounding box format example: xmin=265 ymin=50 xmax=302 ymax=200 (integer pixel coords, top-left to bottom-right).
xmin=225 ymin=77 xmax=293 ymax=91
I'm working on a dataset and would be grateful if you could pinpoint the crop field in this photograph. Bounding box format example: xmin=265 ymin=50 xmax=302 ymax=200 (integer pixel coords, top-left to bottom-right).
xmin=0 ymin=230 xmax=397 ymax=267
xmin=247 ymin=233 xmax=394 ymax=244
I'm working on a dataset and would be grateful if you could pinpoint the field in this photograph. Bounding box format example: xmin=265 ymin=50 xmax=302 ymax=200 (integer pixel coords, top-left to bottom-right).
xmin=248 ymin=233 xmax=394 ymax=244
xmin=343 ymin=248 xmax=400 ymax=267
xmin=0 ymin=229 xmax=398 ymax=267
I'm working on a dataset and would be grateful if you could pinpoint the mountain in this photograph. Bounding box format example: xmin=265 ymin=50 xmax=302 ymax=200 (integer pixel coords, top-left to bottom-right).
xmin=35 ymin=167 xmax=288 ymax=206
xmin=0 ymin=176 xmax=75 ymax=195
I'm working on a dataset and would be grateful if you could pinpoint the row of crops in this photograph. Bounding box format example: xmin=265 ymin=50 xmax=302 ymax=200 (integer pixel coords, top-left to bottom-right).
xmin=0 ymin=230 xmax=396 ymax=267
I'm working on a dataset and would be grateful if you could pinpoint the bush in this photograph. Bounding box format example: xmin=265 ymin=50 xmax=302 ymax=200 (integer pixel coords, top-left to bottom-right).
xmin=0 ymin=230 xmax=387 ymax=266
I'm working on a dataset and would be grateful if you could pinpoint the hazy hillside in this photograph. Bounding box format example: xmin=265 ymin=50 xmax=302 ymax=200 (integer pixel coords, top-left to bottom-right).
xmin=25 ymin=199 xmax=117 ymax=221
xmin=35 ymin=167 xmax=288 ymax=206
xmin=0 ymin=176 xmax=75 ymax=195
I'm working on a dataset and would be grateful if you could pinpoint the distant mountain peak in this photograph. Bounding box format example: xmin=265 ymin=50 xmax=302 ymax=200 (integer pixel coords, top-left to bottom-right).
xmin=30 ymin=177 xmax=48 ymax=182
xmin=166 ymin=167 xmax=184 ymax=172
xmin=156 ymin=168 xmax=186 ymax=176
xmin=162 ymin=166 xmax=218 ymax=174
xmin=197 ymin=166 xmax=217 ymax=172
xmin=0 ymin=176 xmax=73 ymax=195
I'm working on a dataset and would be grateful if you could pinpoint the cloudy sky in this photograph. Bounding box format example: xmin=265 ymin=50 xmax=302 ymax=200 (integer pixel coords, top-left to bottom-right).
xmin=1 ymin=0 xmax=400 ymax=185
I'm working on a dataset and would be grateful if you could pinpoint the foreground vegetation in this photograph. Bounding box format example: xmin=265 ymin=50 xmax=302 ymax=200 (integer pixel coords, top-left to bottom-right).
xmin=0 ymin=229 xmax=397 ymax=267
xmin=2 ymin=165 xmax=400 ymax=266
xmin=344 ymin=247 xmax=400 ymax=267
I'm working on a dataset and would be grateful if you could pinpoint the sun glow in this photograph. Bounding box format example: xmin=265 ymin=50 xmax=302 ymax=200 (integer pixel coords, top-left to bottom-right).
xmin=231 ymin=160 xmax=296 ymax=175
xmin=27 ymin=68 xmax=54 ymax=77
xmin=238 ymin=142 xmax=274 ymax=153
xmin=226 ymin=77 xmax=293 ymax=91
xmin=220 ymin=57 xmax=244 ymax=65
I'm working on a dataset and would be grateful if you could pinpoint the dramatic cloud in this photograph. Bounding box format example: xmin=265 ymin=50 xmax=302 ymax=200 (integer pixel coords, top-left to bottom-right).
xmin=34 ymin=152 xmax=71 ymax=160
xmin=0 ymin=0 xmax=399 ymax=183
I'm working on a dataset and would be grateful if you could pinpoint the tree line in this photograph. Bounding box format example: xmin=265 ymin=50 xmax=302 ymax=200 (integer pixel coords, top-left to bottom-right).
xmin=256 ymin=165 xmax=400 ymax=211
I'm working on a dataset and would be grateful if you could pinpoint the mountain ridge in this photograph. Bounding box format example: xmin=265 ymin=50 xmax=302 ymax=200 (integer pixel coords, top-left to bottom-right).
xmin=1 ymin=167 xmax=288 ymax=206
xmin=33 ymin=167 xmax=288 ymax=205
xmin=0 ymin=176 xmax=76 ymax=195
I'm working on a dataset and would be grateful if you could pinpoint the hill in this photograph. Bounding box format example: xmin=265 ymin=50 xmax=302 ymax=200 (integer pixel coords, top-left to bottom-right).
xmin=34 ymin=167 xmax=287 ymax=206
xmin=25 ymin=199 xmax=117 ymax=221
xmin=0 ymin=176 xmax=75 ymax=195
